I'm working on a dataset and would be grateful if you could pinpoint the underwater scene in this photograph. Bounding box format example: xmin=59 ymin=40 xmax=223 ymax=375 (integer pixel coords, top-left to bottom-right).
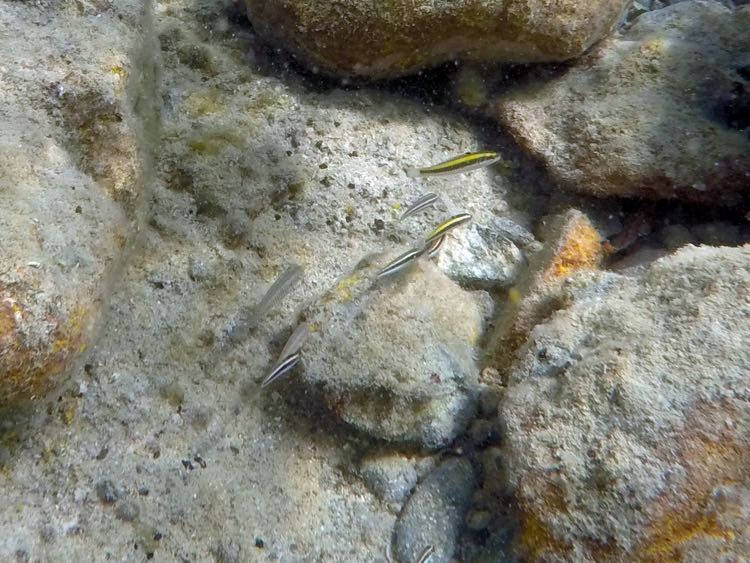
xmin=1 ymin=0 xmax=749 ymax=561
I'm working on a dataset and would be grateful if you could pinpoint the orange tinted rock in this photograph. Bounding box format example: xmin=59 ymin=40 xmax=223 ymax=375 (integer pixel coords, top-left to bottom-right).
xmin=0 ymin=1 xmax=153 ymax=407
xmin=245 ymin=0 xmax=630 ymax=79
xmin=500 ymin=245 xmax=750 ymax=561
xmin=489 ymin=209 xmax=603 ymax=375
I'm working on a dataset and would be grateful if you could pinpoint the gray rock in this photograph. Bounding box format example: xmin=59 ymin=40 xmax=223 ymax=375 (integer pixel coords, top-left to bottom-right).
xmin=95 ymin=480 xmax=121 ymax=504
xmin=394 ymin=457 xmax=476 ymax=563
xmin=496 ymin=1 xmax=750 ymax=203
xmin=358 ymin=452 xmax=418 ymax=505
xmin=298 ymin=258 xmax=483 ymax=449
xmin=434 ymin=223 xmax=525 ymax=289
xmin=499 ymin=245 xmax=750 ymax=561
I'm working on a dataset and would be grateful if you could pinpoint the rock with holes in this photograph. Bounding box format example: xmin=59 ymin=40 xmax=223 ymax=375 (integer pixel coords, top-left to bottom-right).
xmin=0 ymin=1 xmax=153 ymax=407
xmin=244 ymin=0 xmax=631 ymax=79
xmin=499 ymin=244 xmax=750 ymax=561
xmin=495 ymin=1 xmax=750 ymax=203
xmin=295 ymin=256 xmax=485 ymax=450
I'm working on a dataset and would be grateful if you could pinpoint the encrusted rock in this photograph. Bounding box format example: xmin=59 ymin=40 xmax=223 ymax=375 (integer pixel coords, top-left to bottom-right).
xmin=0 ymin=1 xmax=154 ymax=407
xmin=500 ymin=244 xmax=750 ymax=561
xmin=488 ymin=209 xmax=604 ymax=375
xmin=495 ymin=1 xmax=750 ymax=203
xmin=297 ymin=257 xmax=483 ymax=449
xmin=244 ymin=0 xmax=631 ymax=79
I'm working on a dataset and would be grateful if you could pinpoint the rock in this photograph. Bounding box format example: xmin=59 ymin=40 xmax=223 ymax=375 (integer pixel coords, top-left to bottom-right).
xmin=434 ymin=222 xmax=525 ymax=289
xmin=489 ymin=209 xmax=604 ymax=375
xmin=691 ymin=221 xmax=743 ymax=246
xmin=0 ymin=1 xmax=154 ymax=407
xmin=358 ymin=452 xmax=418 ymax=505
xmin=244 ymin=0 xmax=631 ymax=79
xmin=659 ymin=224 xmax=696 ymax=251
xmin=297 ymin=258 xmax=483 ymax=449
xmin=499 ymin=245 xmax=750 ymax=561
xmin=95 ymin=480 xmax=121 ymax=504
xmin=495 ymin=1 xmax=750 ymax=203
xmin=394 ymin=457 xmax=476 ymax=563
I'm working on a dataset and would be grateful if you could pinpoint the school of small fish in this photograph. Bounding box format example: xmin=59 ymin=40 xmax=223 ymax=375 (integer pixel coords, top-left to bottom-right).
xmin=249 ymin=151 xmax=500 ymax=387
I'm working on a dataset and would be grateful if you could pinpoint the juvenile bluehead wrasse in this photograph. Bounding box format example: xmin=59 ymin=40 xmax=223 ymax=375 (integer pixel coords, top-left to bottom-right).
xmin=400 ymin=192 xmax=438 ymax=221
xmin=424 ymin=212 xmax=472 ymax=245
xmin=377 ymin=247 xmax=422 ymax=278
xmin=407 ymin=151 xmax=501 ymax=178
xmin=425 ymin=234 xmax=446 ymax=259
xmin=261 ymin=352 xmax=300 ymax=388
xmin=277 ymin=322 xmax=309 ymax=364
xmin=416 ymin=545 xmax=436 ymax=563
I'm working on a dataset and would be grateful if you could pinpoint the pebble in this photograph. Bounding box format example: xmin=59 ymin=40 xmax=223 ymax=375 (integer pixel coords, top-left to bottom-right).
xmin=394 ymin=457 xmax=476 ymax=563
xmin=95 ymin=479 xmax=121 ymax=504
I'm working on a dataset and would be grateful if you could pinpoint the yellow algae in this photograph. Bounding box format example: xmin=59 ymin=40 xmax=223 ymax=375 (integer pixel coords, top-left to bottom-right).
xmin=544 ymin=219 xmax=602 ymax=282
xmin=183 ymin=91 xmax=223 ymax=117
xmin=508 ymin=286 xmax=522 ymax=305
xmin=334 ymin=274 xmax=362 ymax=303
xmin=60 ymin=404 xmax=77 ymax=425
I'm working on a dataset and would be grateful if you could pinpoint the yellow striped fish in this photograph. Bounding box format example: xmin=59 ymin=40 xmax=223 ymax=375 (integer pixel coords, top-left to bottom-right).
xmin=407 ymin=151 xmax=501 ymax=178
xmin=424 ymin=213 xmax=472 ymax=245
xmin=377 ymin=247 xmax=422 ymax=278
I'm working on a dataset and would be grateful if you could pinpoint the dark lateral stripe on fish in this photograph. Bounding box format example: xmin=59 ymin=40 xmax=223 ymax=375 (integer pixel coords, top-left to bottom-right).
xmin=261 ymin=352 xmax=300 ymax=388
xmin=277 ymin=322 xmax=309 ymax=363
xmin=425 ymin=212 xmax=472 ymax=244
xmin=400 ymin=192 xmax=438 ymax=220
xmin=408 ymin=151 xmax=501 ymax=177
xmin=377 ymin=247 xmax=422 ymax=278
xmin=425 ymin=234 xmax=446 ymax=258
xmin=416 ymin=545 xmax=436 ymax=563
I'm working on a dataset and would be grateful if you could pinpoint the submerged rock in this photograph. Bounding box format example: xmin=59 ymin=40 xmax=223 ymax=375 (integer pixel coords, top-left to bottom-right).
xmin=358 ymin=451 xmax=419 ymax=505
xmin=244 ymin=0 xmax=631 ymax=79
xmin=297 ymin=257 xmax=483 ymax=450
xmin=500 ymin=244 xmax=750 ymax=561
xmin=394 ymin=457 xmax=475 ymax=563
xmin=496 ymin=1 xmax=750 ymax=203
xmin=0 ymin=1 xmax=154 ymax=407
xmin=488 ymin=209 xmax=604 ymax=375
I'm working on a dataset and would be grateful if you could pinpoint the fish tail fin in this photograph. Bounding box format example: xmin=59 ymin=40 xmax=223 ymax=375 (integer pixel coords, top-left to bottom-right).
xmin=405 ymin=166 xmax=421 ymax=178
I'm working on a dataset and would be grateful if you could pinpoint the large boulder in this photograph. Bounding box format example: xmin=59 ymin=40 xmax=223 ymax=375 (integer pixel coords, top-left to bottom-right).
xmin=499 ymin=244 xmax=750 ymax=561
xmin=244 ymin=0 xmax=631 ymax=79
xmin=0 ymin=1 xmax=155 ymax=407
xmin=295 ymin=257 xmax=485 ymax=450
xmin=495 ymin=1 xmax=750 ymax=203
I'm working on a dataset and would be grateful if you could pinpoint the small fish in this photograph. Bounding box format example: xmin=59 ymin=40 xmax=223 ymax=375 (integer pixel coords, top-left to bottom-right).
xmin=400 ymin=192 xmax=438 ymax=220
xmin=416 ymin=545 xmax=436 ymax=563
xmin=424 ymin=212 xmax=472 ymax=245
xmin=407 ymin=151 xmax=501 ymax=178
xmin=276 ymin=322 xmax=309 ymax=364
xmin=226 ymin=264 xmax=303 ymax=344
xmin=253 ymin=264 xmax=304 ymax=321
xmin=377 ymin=247 xmax=422 ymax=278
xmin=261 ymin=352 xmax=300 ymax=388
xmin=425 ymin=234 xmax=446 ymax=259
